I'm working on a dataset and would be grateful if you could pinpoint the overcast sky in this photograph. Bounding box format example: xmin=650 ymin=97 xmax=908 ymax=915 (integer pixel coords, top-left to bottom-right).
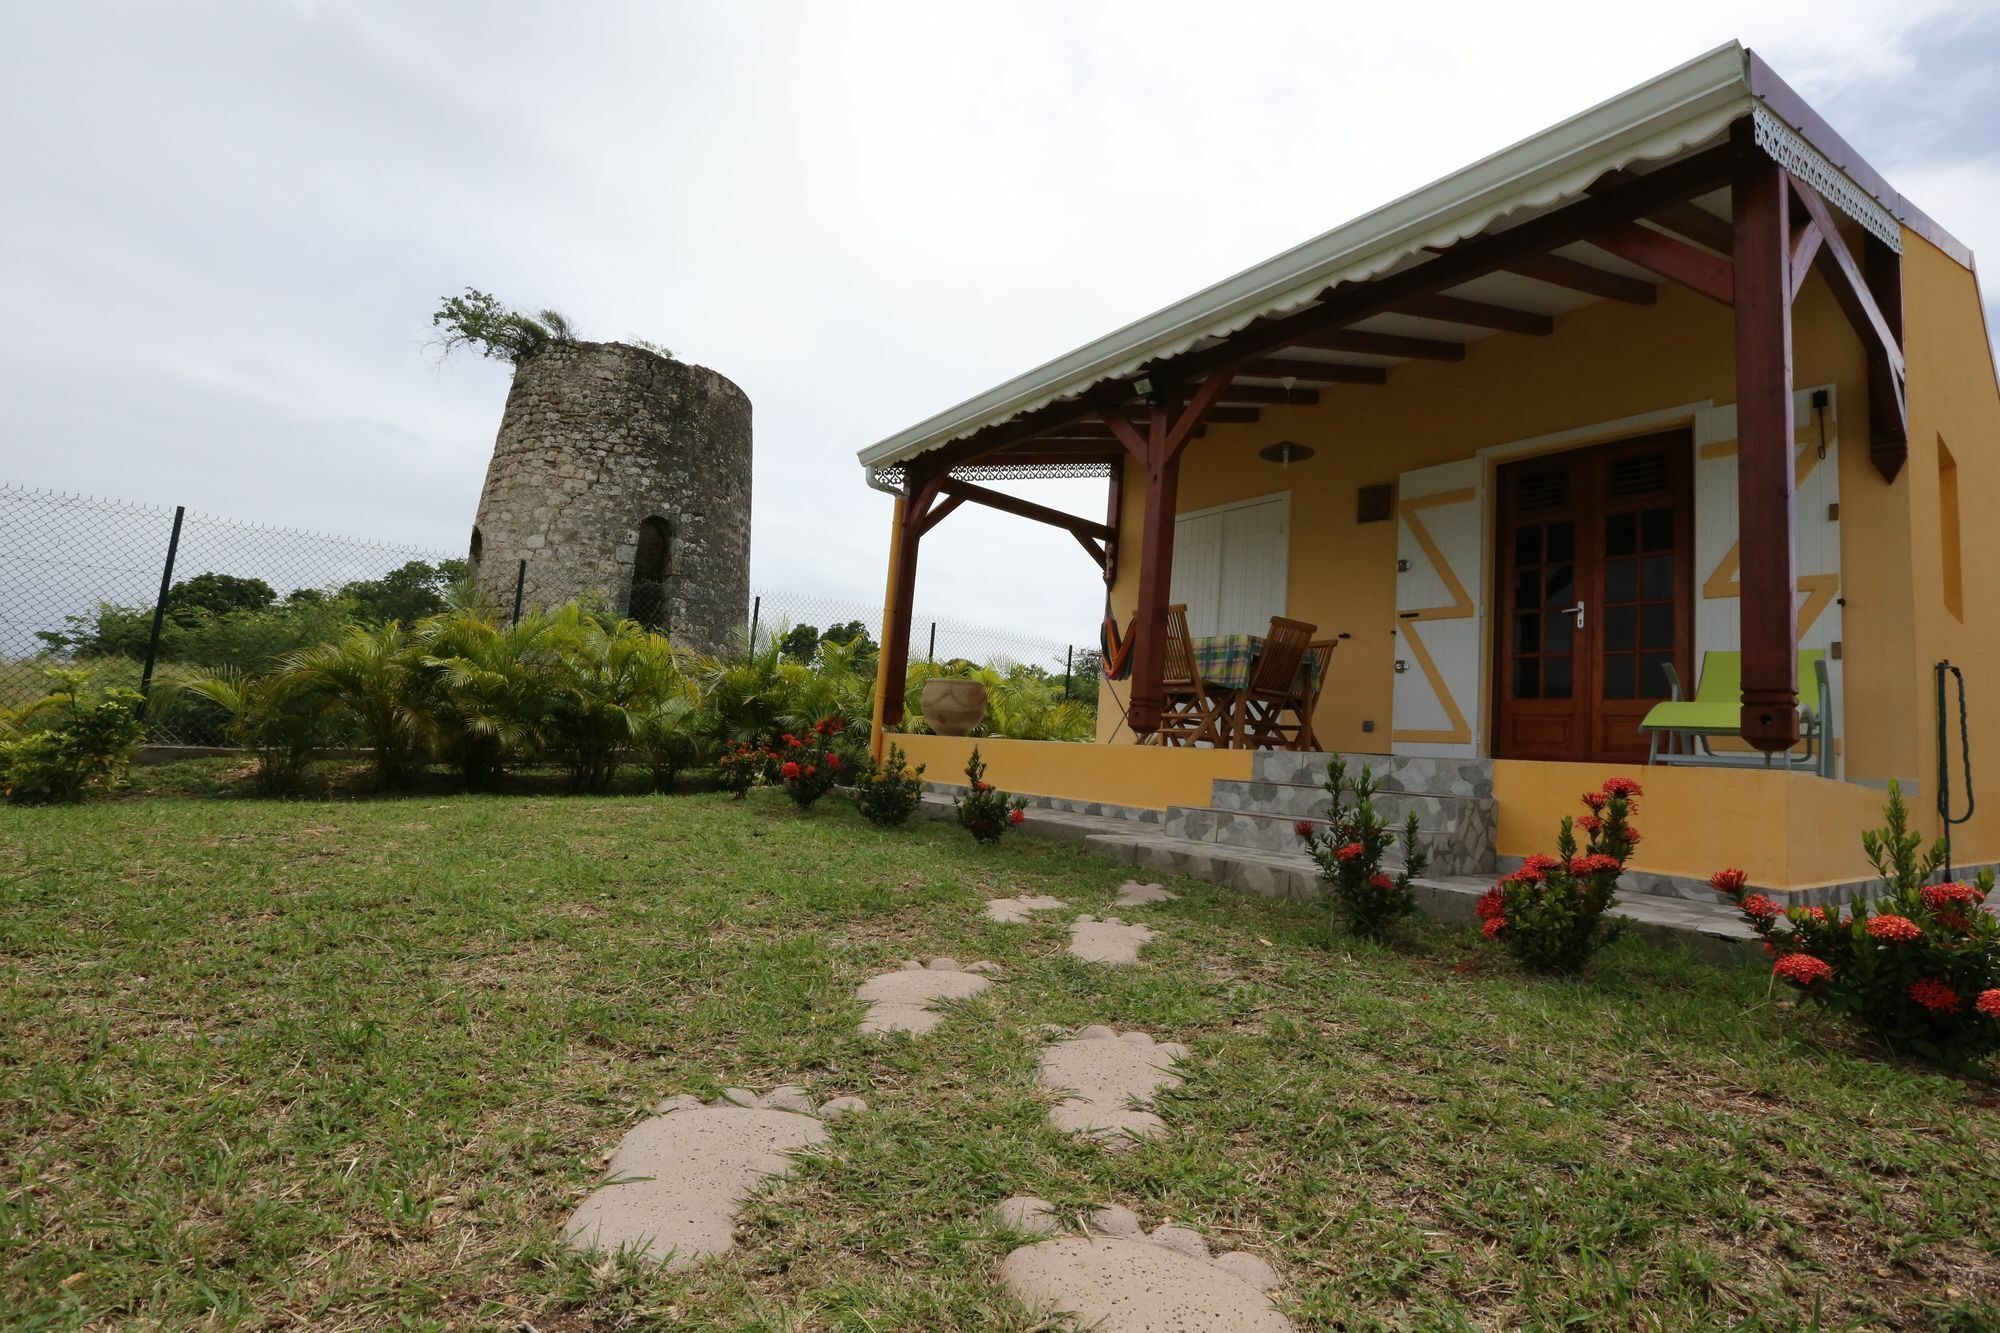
xmin=4 ymin=2 xmax=1996 ymax=651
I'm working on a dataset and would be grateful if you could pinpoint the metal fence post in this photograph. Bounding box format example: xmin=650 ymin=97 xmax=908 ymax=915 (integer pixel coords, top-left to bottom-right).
xmin=136 ymin=505 xmax=186 ymax=719
xmin=1064 ymin=644 xmax=1073 ymax=698
xmin=749 ymin=595 xmax=761 ymax=649
xmin=928 ymin=621 xmax=937 ymax=664
xmin=510 ymin=559 xmax=526 ymax=626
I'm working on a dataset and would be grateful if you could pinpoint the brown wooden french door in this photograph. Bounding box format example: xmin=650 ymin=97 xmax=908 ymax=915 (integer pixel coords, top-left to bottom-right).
xmin=1493 ymin=431 xmax=1694 ymax=763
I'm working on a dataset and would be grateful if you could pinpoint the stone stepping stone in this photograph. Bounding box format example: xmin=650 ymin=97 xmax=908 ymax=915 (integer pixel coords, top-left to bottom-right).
xmin=1114 ymin=880 xmax=1179 ymax=907
xmin=563 ymin=1087 xmax=865 ymax=1268
xmin=854 ymin=957 xmax=1001 ymax=1035
xmin=1036 ymin=1026 xmax=1188 ymax=1146
xmin=1067 ymin=915 xmax=1153 ymax=966
xmin=984 ymin=894 xmax=1068 ymax=923
xmin=993 ymin=1195 xmax=1289 ymax=1331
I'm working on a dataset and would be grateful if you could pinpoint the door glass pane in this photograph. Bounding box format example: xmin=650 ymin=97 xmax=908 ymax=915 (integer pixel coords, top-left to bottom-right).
xmin=1606 ymin=558 xmax=1636 ymax=602
xmin=1604 ymin=655 xmax=1635 ymax=699
xmin=1514 ymin=614 xmax=1539 ymax=653
xmin=1641 ymin=554 xmax=1673 ymax=600
xmin=1543 ymin=611 xmax=1573 ymax=653
xmin=1547 ymin=522 xmax=1574 ymax=562
xmin=1514 ymin=569 xmax=1539 ymax=608
xmin=1640 ymin=603 xmax=1674 ymax=649
xmin=1542 ymin=565 xmax=1573 ymax=610
xmin=1544 ymin=655 xmax=1573 ymax=699
xmin=1514 ymin=527 xmax=1541 ymax=565
xmin=1513 ymin=658 xmax=1539 ymax=699
xmin=1640 ymin=653 xmax=1675 ymax=699
xmin=1605 ymin=605 xmax=1636 ymax=651
xmin=1607 ymin=512 xmax=1637 ymax=556
xmin=1641 ymin=507 xmax=1673 ymax=551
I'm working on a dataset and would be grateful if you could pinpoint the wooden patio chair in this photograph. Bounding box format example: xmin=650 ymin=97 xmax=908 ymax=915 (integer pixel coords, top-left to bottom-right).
xmin=1293 ymin=639 xmax=1338 ymax=752
xmin=1231 ymin=615 xmax=1319 ymax=750
xmin=1158 ymin=604 xmax=1221 ymax=747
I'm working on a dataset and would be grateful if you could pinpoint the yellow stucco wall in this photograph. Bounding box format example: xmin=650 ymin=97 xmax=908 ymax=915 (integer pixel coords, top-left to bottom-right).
xmin=898 ymin=734 xmax=1252 ymax=812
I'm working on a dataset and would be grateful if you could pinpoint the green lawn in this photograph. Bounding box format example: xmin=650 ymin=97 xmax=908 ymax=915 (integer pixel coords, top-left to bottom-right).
xmin=4 ymin=767 xmax=1997 ymax=1330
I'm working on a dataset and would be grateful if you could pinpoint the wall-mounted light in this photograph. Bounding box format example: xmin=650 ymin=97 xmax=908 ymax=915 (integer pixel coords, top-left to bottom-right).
xmin=1259 ymin=441 xmax=1315 ymax=465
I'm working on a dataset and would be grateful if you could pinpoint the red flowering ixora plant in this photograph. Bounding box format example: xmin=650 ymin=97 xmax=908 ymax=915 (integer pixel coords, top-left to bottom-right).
xmin=854 ymin=741 xmax=926 ymax=828
xmin=777 ymin=716 xmax=848 ymax=809
xmin=1711 ymin=781 xmax=2000 ymax=1071
xmin=1477 ymin=776 xmax=1640 ymax=972
xmin=716 ymin=739 xmax=767 ymax=799
xmin=953 ymin=747 xmax=1026 ymax=845
xmin=1296 ymin=754 xmax=1428 ymax=938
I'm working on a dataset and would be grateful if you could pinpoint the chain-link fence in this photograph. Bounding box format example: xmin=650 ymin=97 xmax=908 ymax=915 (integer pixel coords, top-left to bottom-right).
xmin=2 ymin=483 xmax=1101 ymax=744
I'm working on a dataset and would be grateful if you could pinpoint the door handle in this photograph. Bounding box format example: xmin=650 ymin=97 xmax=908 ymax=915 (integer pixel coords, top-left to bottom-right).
xmin=1557 ymin=601 xmax=1586 ymax=629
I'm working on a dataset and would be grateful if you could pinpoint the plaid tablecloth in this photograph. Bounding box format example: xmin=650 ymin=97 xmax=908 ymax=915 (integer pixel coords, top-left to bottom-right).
xmin=1190 ymin=634 xmax=1322 ymax=692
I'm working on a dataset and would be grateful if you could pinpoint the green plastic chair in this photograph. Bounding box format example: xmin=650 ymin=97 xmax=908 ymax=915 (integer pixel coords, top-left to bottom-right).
xmin=1639 ymin=650 xmax=1832 ymax=775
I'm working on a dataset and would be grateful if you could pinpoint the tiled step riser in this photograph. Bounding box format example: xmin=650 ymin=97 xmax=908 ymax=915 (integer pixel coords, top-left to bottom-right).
xmin=1252 ymin=751 xmax=1494 ymax=799
xmin=1210 ymin=780 xmax=1490 ymax=830
xmin=1162 ymin=805 xmax=1491 ymax=876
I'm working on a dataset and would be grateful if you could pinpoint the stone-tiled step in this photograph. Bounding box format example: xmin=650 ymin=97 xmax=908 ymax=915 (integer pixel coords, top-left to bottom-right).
xmin=922 ymin=781 xmax=1164 ymax=825
xmin=1252 ymin=751 xmax=1494 ymax=799
xmin=1202 ymin=780 xmax=1497 ymax=876
xmin=1162 ymin=804 xmax=1491 ymax=877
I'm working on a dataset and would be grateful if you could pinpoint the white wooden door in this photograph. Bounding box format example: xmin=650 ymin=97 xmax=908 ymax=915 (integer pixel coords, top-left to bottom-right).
xmin=1171 ymin=493 xmax=1290 ymax=638
xmin=1392 ymin=459 xmax=1485 ymax=758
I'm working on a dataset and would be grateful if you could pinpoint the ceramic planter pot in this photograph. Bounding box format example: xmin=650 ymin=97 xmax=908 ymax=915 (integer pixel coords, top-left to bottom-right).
xmin=921 ymin=678 xmax=987 ymax=736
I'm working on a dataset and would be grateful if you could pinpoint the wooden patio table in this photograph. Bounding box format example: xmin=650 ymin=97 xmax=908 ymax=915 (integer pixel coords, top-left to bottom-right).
xmin=1188 ymin=633 xmax=1324 ymax=692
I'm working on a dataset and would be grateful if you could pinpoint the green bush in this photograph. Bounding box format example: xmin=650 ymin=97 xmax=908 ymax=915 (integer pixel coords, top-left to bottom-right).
xmin=855 ymin=743 xmax=926 ymax=827
xmin=0 ymin=670 xmax=146 ymax=805
xmin=1298 ymin=754 xmax=1427 ymax=939
xmin=953 ymin=747 xmax=1025 ymax=845
xmin=1477 ymin=778 xmax=1637 ymax=973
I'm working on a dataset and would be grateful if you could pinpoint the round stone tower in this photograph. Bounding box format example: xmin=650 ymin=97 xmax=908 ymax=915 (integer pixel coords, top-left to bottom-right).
xmin=468 ymin=340 xmax=752 ymax=656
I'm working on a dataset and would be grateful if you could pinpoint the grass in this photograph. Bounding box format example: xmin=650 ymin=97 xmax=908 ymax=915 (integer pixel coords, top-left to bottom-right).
xmin=3 ymin=764 xmax=1998 ymax=1330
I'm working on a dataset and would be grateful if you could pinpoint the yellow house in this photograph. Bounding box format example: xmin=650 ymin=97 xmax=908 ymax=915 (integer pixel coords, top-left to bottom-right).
xmin=857 ymin=43 xmax=2000 ymax=902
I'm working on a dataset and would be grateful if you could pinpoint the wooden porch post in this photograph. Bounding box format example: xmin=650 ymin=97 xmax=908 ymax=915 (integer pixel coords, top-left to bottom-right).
xmin=1126 ymin=406 xmax=1179 ymax=736
xmin=877 ymin=468 xmax=945 ymax=733
xmin=1732 ymin=148 xmax=1801 ymax=753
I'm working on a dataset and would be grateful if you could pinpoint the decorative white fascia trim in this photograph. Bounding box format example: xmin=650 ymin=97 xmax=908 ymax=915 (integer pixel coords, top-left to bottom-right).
xmin=1750 ymin=105 xmax=1902 ymax=252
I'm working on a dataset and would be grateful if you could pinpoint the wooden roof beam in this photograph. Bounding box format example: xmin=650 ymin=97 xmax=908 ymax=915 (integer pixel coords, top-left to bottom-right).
xmin=1586 ymin=220 xmax=1734 ymax=306
xmin=1217 ymin=384 xmax=1321 ymax=406
xmin=1238 ymin=357 xmax=1388 ymax=384
xmin=1394 ymin=292 xmax=1554 ymax=335
xmin=1505 ymin=253 xmax=1658 ymax=304
xmin=1591 ymin=168 xmax=1735 ymax=254
xmin=1286 ymin=328 xmax=1466 ymax=361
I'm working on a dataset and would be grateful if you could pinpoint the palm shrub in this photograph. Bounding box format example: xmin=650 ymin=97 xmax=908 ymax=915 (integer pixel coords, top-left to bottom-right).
xmin=0 ymin=669 xmax=146 ymax=805
xmin=413 ymin=612 xmax=561 ymax=789
xmin=174 ymin=668 xmax=326 ymax=793
xmin=1477 ymin=777 xmax=1638 ymax=972
xmin=1297 ymin=754 xmax=1427 ymax=938
xmin=1712 ymin=782 xmax=2000 ymax=1070
xmin=272 ymin=624 xmax=428 ymax=788
xmin=541 ymin=609 xmax=659 ymax=793
xmin=629 ymin=639 xmax=707 ymax=793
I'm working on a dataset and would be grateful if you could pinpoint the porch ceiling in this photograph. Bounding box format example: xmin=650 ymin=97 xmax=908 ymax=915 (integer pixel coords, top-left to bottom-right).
xmin=860 ymin=43 xmax=1964 ymax=489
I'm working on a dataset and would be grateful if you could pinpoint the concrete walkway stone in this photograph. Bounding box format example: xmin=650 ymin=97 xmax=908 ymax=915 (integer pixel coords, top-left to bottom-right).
xmin=1114 ymin=880 xmax=1179 ymax=907
xmin=1067 ymin=915 xmax=1154 ymax=966
xmin=1037 ymin=1026 xmax=1188 ymax=1146
xmin=984 ymin=894 xmax=1068 ymax=923
xmin=993 ymin=1195 xmax=1289 ymax=1330
xmin=564 ymin=1088 xmax=865 ymax=1268
xmin=855 ymin=957 xmax=1000 ymax=1035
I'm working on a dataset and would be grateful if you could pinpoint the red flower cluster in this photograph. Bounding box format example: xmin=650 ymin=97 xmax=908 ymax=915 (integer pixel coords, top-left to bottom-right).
xmin=813 ymin=715 xmax=845 ymax=736
xmin=1740 ymin=894 xmax=1782 ymax=920
xmin=1909 ymin=977 xmax=1962 ymax=1013
xmin=1576 ymin=814 xmax=1604 ymax=835
xmin=1923 ymin=881 xmax=1982 ymax=911
xmin=972 ymin=780 xmax=993 ymax=793
xmin=1475 ymin=885 xmax=1505 ymax=923
xmin=1866 ymin=914 xmax=1922 ymax=942
xmin=780 ymin=760 xmax=802 ymax=780
xmin=1481 ymin=916 xmax=1506 ymax=940
xmin=1979 ymin=989 xmax=2000 ymax=1018
xmin=1582 ymin=791 xmax=1607 ymax=812
xmin=1294 ymin=819 xmax=1315 ymax=838
xmin=1568 ymin=853 xmax=1622 ymax=877
xmin=827 ymin=753 xmax=843 ymax=771
xmin=1774 ymin=953 xmax=1834 ymax=985
xmin=1335 ymin=842 xmax=1364 ymax=862
xmin=1369 ymin=872 xmax=1395 ymax=891
xmin=1009 ymin=808 xmax=1025 ymax=825
xmin=1522 ymin=854 xmax=1561 ymax=875
xmin=1601 ymin=776 xmax=1643 ymax=799
xmin=1710 ymin=869 xmax=1749 ymax=895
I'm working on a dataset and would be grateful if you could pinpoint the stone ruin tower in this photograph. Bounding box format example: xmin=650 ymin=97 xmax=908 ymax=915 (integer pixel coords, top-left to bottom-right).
xmin=468 ymin=340 xmax=751 ymax=656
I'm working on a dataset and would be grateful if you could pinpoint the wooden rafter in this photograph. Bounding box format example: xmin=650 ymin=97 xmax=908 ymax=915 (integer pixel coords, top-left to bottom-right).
xmin=1788 ymin=220 xmax=1824 ymax=301
xmin=1585 ymin=220 xmax=1733 ymax=306
xmin=1395 ymin=292 xmax=1553 ymax=335
xmin=1238 ymin=357 xmax=1388 ymax=384
xmin=1786 ymin=177 xmax=1907 ymax=478
xmin=1287 ymin=328 xmax=1465 ymax=361
xmin=1590 ymin=168 xmax=1734 ymax=254
xmin=1216 ymin=383 xmax=1321 ymax=406
xmin=1504 ymin=252 xmax=1658 ymax=305
xmin=936 ymin=477 xmax=1113 ymax=543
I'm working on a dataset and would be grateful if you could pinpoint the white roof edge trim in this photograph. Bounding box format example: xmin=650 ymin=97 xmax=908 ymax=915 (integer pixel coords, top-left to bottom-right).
xmin=857 ymin=41 xmax=1760 ymax=473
